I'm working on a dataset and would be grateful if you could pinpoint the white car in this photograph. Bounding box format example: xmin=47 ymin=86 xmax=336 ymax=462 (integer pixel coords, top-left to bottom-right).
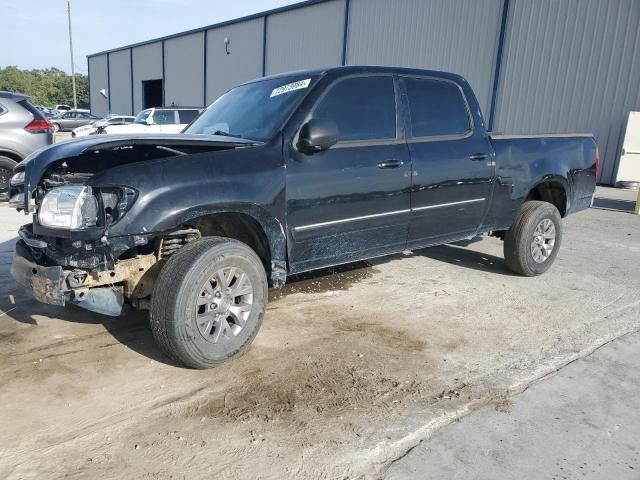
xmin=101 ymin=107 xmax=201 ymax=135
xmin=72 ymin=114 xmax=136 ymax=137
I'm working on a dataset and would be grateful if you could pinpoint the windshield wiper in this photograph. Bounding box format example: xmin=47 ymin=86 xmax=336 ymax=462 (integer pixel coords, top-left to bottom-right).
xmin=212 ymin=130 xmax=243 ymax=138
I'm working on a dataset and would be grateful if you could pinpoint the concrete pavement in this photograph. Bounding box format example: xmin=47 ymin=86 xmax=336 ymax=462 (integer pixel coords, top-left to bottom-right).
xmin=385 ymin=331 xmax=640 ymax=479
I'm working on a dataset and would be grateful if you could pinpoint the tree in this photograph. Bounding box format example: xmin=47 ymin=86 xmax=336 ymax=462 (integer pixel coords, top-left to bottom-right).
xmin=0 ymin=66 xmax=89 ymax=109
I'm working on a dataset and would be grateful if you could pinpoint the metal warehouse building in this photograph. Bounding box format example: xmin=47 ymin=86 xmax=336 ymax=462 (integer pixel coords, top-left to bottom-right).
xmin=88 ymin=0 xmax=640 ymax=185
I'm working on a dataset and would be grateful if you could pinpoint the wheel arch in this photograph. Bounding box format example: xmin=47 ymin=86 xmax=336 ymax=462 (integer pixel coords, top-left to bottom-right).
xmin=525 ymin=176 xmax=570 ymax=217
xmin=0 ymin=150 xmax=22 ymax=164
xmin=172 ymin=205 xmax=287 ymax=287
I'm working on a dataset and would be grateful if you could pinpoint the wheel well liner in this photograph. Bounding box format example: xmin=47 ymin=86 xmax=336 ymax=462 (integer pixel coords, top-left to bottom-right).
xmin=183 ymin=211 xmax=286 ymax=287
xmin=526 ymin=180 xmax=568 ymax=217
xmin=0 ymin=150 xmax=21 ymax=163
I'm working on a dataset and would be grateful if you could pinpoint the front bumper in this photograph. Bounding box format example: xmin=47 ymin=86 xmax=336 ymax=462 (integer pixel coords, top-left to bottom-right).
xmin=11 ymin=239 xmax=132 ymax=316
xmin=11 ymin=240 xmax=66 ymax=306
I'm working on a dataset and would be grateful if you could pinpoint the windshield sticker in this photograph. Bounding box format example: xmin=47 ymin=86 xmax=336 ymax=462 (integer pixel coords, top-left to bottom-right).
xmin=270 ymin=79 xmax=311 ymax=98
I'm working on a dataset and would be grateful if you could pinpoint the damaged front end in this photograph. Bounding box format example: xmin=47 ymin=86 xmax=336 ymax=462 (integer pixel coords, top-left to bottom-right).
xmin=10 ymin=134 xmax=253 ymax=316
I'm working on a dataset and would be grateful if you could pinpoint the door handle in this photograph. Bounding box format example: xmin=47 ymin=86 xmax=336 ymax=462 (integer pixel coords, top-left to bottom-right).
xmin=377 ymin=159 xmax=404 ymax=169
xmin=469 ymin=153 xmax=488 ymax=161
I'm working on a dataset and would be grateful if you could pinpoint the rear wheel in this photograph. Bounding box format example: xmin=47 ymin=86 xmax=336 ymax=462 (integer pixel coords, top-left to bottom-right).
xmin=0 ymin=156 xmax=18 ymax=198
xmin=52 ymin=123 xmax=60 ymax=133
xmin=504 ymin=201 xmax=563 ymax=276
xmin=150 ymin=237 xmax=268 ymax=369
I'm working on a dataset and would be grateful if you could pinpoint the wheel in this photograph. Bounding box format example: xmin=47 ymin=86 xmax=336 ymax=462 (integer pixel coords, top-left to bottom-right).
xmin=150 ymin=237 xmax=268 ymax=369
xmin=52 ymin=123 xmax=60 ymax=133
xmin=504 ymin=200 xmax=563 ymax=276
xmin=0 ymin=156 xmax=18 ymax=196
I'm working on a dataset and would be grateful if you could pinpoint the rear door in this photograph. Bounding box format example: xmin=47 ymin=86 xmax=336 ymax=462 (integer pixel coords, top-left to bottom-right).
xmin=152 ymin=109 xmax=177 ymax=133
xmin=400 ymin=76 xmax=494 ymax=246
xmin=286 ymin=75 xmax=412 ymax=273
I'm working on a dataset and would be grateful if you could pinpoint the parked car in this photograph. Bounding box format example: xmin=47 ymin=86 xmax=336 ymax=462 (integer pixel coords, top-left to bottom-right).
xmin=99 ymin=107 xmax=201 ymax=134
xmin=52 ymin=104 xmax=71 ymax=115
xmin=0 ymin=91 xmax=53 ymax=200
xmin=72 ymin=115 xmax=135 ymax=137
xmin=9 ymin=66 xmax=597 ymax=368
xmin=50 ymin=110 xmax=101 ymax=132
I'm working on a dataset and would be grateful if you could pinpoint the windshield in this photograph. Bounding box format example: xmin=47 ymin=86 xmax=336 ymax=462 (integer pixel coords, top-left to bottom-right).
xmin=134 ymin=109 xmax=151 ymax=124
xmin=185 ymin=76 xmax=317 ymax=140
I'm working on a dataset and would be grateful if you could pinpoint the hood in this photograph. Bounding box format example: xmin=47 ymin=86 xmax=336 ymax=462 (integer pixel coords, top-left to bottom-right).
xmin=18 ymin=133 xmax=260 ymax=212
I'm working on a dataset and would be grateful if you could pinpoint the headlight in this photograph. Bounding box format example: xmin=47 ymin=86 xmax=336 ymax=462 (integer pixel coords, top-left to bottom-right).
xmin=10 ymin=171 xmax=25 ymax=186
xmin=38 ymin=186 xmax=99 ymax=229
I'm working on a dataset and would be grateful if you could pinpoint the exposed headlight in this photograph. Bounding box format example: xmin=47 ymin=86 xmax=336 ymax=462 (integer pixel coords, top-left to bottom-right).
xmin=10 ymin=171 xmax=25 ymax=186
xmin=38 ymin=186 xmax=99 ymax=229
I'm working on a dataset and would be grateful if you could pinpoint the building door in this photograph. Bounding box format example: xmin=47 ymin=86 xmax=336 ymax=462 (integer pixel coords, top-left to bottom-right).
xmin=142 ymin=79 xmax=163 ymax=109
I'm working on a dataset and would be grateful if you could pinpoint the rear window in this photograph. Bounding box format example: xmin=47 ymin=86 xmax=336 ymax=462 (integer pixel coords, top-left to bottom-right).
xmin=178 ymin=110 xmax=199 ymax=124
xmin=404 ymin=77 xmax=470 ymax=137
xmin=18 ymin=99 xmax=47 ymax=120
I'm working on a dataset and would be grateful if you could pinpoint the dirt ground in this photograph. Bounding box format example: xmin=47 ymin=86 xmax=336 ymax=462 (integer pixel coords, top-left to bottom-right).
xmin=0 ymin=187 xmax=638 ymax=479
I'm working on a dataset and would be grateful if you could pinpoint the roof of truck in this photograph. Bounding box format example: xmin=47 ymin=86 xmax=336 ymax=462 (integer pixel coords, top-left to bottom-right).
xmin=243 ymin=65 xmax=468 ymax=86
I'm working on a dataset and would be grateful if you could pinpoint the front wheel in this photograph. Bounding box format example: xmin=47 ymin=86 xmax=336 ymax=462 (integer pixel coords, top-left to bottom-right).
xmin=504 ymin=201 xmax=563 ymax=276
xmin=52 ymin=123 xmax=60 ymax=133
xmin=150 ymin=237 xmax=268 ymax=369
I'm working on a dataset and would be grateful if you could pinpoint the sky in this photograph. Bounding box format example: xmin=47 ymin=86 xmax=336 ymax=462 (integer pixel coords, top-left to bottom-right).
xmin=1 ymin=0 xmax=301 ymax=73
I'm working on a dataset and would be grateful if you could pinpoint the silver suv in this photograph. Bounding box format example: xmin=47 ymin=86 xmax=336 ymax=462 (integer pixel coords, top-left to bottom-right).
xmin=0 ymin=91 xmax=53 ymax=200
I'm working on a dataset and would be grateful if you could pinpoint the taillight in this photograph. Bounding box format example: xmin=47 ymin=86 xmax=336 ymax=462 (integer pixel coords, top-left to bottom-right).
xmin=595 ymin=146 xmax=600 ymax=178
xmin=24 ymin=118 xmax=52 ymax=133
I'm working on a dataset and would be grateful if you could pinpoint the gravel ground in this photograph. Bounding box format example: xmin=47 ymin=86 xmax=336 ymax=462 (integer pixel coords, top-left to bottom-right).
xmin=0 ymin=187 xmax=638 ymax=479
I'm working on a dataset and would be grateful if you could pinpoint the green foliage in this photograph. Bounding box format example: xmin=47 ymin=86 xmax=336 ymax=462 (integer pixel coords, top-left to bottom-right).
xmin=0 ymin=66 xmax=89 ymax=109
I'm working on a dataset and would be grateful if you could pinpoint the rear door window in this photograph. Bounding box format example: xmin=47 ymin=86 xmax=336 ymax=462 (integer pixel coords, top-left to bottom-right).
xmin=178 ymin=110 xmax=199 ymax=124
xmin=313 ymin=76 xmax=396 ymax=142
xmin=153 ymin=110 xmax=176 ymax=125
xmin=404 ymin=77 xmax=471 ymax=138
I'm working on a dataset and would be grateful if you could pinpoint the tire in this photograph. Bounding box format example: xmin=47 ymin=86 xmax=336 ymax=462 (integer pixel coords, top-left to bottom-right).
xmin=0 ymin=156 xmax=18 ymax=195
xmin=504 ymin=200 xmax=563 ymax=276
xmin=52 ymin=123 xmax=60 ymax=133
xmin=150 ymin=237 xmax=268 ymax=369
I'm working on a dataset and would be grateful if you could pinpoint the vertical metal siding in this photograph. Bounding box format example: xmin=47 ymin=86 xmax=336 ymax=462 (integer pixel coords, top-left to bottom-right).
xmin=107 ymin=49 xmax=132 ymax=115
xmin=206 ymin=18 xmax=264 ymax=103
xmin=131 ymin=42 xmax=163 ymax=113
xmin=346 ymin=0 xmax=503 ymax=116
xmin=88 ymin=55 xmax=109 ymax=117
xmin=494 ymin=0 xmax=640 ymax=184
xmin=164 ymin=32 xmax=205 ymax=107
xmin=266 ymin=0 xmax=345 ymax=75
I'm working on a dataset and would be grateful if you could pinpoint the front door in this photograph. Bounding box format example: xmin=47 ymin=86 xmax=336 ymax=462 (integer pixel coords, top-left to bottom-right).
xmin=286 ymin=75 xmax=412 ymax=273
xmin=399 ymin=76 xmax=494 ymax=247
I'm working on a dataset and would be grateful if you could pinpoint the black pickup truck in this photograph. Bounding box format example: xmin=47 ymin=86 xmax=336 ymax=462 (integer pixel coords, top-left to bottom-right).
xmin=9 ymin=66 xmax=597 ymax=368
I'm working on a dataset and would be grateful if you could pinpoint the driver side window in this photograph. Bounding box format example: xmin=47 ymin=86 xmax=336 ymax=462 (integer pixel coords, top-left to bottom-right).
xmin=312 ymin=76 xmax=396 ymax=142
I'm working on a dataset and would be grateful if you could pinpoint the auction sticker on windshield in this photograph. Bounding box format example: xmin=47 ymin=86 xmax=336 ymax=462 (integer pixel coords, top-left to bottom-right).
xmin=270 ymin=79 xmax=311 ymax=98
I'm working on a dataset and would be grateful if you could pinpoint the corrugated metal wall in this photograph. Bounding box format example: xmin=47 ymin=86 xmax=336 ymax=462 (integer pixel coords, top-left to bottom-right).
xmin=206 ymin=18 xmax=264 ymax=103
xmin=108 ymin=49 xmax=132 ymax=116
xmin=346 ymin=0 xmax=503 ymax=116
xmin=164 ymin=33 xmax=205 ymax=107
xmin=88 ymin=55 xmax=108 ymax=117
xmin=88 ymin=0 xmax=640 ymax=183
xmin=494 ymin=0 xmax=640 ymax=184
xmin=131 ymin=42 xmax=163 ymax=114
xmin=265 ymin=0 xmax=345 ymax=75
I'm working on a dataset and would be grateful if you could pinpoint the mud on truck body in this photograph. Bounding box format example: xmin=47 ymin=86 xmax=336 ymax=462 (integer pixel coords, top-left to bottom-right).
xmin=9 ymin=66 xmax=598 ymax=368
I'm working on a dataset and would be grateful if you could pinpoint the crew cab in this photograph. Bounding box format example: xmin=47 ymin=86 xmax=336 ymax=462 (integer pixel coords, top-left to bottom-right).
xmin=99 ymin=107 xmax=201 ymax=135
xmin=9 ymin=66 xmax=597 ymax=368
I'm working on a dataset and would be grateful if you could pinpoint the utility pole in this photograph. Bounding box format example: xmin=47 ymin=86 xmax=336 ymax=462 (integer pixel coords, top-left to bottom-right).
xmin=67 ymin=0 xmax=77 ymax=109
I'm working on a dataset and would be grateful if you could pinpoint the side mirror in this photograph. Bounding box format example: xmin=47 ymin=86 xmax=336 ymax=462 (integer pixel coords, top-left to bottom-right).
xmin=297 ymin=119 xmax=338 ymax=154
